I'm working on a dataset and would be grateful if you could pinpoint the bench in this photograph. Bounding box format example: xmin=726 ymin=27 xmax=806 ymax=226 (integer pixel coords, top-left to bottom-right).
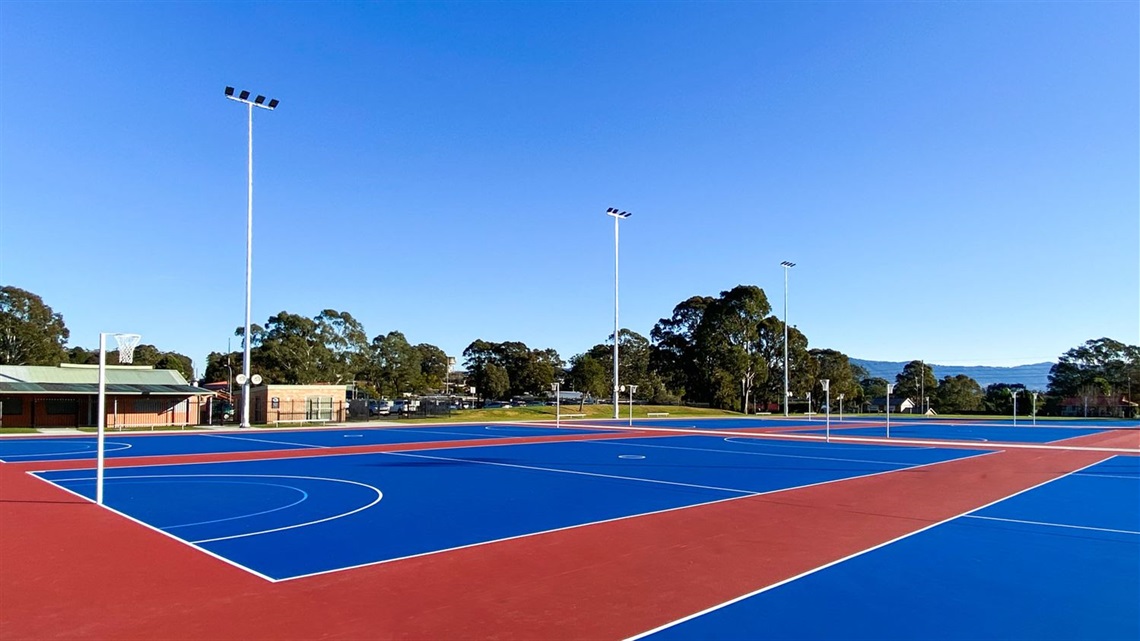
xmin=559 ymin=413 xmax=587 ymax=419
xmin=646 ymin=412 xmax=669 ymax=418
xmin=273 ymin=418 xmax=330 ymax=428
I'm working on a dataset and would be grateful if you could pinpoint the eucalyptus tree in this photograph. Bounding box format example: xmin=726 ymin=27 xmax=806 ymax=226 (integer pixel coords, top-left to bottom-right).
xmin=0 ymin=286 xmax=69 ymax=365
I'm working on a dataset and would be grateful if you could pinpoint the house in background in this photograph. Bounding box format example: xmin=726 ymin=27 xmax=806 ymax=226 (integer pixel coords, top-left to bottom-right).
xmin=0 ymin=364 xmax=213 ymax=429
xmin=864 ymin=396 xmax=916 ymax=413
xmin=1060 ymin=394 xmax=1137 ymax=418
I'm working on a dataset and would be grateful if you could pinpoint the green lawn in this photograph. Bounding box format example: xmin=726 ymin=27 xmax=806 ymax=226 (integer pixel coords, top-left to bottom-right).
xmin=0 ymin=427 xmax=39 ymax=434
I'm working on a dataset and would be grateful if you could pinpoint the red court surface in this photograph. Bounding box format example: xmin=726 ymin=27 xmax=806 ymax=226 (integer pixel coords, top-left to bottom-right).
xmin=2 ymin=426 xmax=1136 ymax=640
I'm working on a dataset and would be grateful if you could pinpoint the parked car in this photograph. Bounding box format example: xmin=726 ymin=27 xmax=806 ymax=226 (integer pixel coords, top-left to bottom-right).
xmin=391 ymin=399 xmax=420 ymax=415
xmin=483 ymin=401 xmax=512 ymax=409
xmin=369 ymin=400 xmax=392 ymax=416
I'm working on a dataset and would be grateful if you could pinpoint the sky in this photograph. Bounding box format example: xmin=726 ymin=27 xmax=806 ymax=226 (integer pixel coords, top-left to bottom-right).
xmin=1 ymin=1 xmax=1137 ymax=376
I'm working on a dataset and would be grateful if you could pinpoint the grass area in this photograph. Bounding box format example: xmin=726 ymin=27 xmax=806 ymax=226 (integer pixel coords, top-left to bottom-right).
xmin=393 ymin=404 xmax=741 ymax=424
xmin=0 ymin=427 xmax=40 ymax=434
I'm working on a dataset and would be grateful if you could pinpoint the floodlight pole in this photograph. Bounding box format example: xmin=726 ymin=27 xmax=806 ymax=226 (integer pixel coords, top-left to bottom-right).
xmin=226 ymin=87 xmax=278 ymax=429
xmin=780 ymin=261 xmax=795 ymax=417
xmin=607 ymin=208 xmax=631 ymax=419
xmin=886 ymin=383 xmax=894 ymax=438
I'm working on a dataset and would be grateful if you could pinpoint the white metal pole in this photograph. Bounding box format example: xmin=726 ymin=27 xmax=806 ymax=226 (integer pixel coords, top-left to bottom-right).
xmin=241 ymin=101 xmax=253 ymax=430
xmin=783 ymin=266 xmax=789 ymax=417
xmin=886 ymin=384 xmax=892 ymax=438
xmin=807 ymin=392 xmax=811 ymax=421
xmin=555 ymin=383 xmax=561 ymax=427
xmin=1012 ymin=390 xmax=1018 ymax=427
xmin=613 ymin=214 xmax=620 ymax=419
xmin=96 ymin=332 xmax=106 ymax=505
xmin=1032 ymin=392 xmax=1038 ymax=426
xmin=825 ymin=387 xmax=831 ymax=443
xmin=628 ymin=386 xmax=636 ymax=427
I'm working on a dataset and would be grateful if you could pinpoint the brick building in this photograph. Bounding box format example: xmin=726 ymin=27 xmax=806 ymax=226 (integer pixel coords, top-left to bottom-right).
xmin=237 ymin=384 xmax=348 ymax=425
xmin=0 ymin=364 xmax=213 ymax=429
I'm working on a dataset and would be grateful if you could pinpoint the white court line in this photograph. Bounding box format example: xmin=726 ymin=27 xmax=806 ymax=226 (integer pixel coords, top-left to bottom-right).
xmin=624 ymin=457 xmax=1111 ymax=641
xmin=1072 ymin=473 xmax=1140 ymax=481
xmin=583 ymin=438 xmax=950 ymax=467
xmin=203 ymin=433 xmax=327 ymax=449
xmin=0 ymin=441 xmax=132 ymax=460
xmin=962 ymin=514 xmax=1140 ymax=536
xmin=380 ymin=450 xmax=757 ymax=495
xmin=510 ymin=420 xmax=1140 ymax=454
xmin=278 ymin=444 xmax=996 ymax=583
xmin=29 ymin=472 xmax=278 ymax=582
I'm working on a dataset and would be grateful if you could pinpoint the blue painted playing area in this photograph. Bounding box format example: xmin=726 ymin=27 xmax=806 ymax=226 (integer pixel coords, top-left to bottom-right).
xmin=640 ymin=456 xmax=1140 ymax=640
xmin=798 ymin=422 xmax=1107 ymax=443
xmin=0 ymin=424 xmax=609 ymax=462
xmin=33 ymin=435 xmax=986 ymax=581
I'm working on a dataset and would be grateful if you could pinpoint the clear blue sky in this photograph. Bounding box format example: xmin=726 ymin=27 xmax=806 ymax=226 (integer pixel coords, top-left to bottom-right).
xmin=1 ymin=1 xmax=1136 ymax=375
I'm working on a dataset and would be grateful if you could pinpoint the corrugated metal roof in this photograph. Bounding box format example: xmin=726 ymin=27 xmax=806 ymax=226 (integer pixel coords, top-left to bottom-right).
xmin=0 ymin=365 xmax=211 ymax=396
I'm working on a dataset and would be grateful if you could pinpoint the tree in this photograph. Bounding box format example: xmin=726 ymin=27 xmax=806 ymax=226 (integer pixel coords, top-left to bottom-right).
xmin=203 ymin=351 xmax=240 ymax=385
xmin=481 ymin=363 xmax=510 ymax=400
xmin=810 ymin=349 xmax=863 ymax=410
xmin=371 ymin=331 xmax=422 ymax=396
xmin=936 ymin=374 xmax=983 ymax=413
xmin=315 ymin=310 xmax=370 ymax=384
xmin=860 ymin=377 xmax=889 ymax=402
xmin=650 ymin=296 xmax=715 ymax=401
xmin=692 ymin=285 xmax=772 ymax=410
xmin=566 ymin=353 xmax=608 ymax=399
xmin=1048 ymin=338 xmax=1140 ymax=402
xmin=894 ymin=361 xmax=937 ymax=411
xmin=415 ymin=343 xmax=449 ymax=391
xmin=753 ymin=317 xmax=812 ymax=411
xmin=242 ymin=312 xmax=328 ymax=384
xmin=983 ymin=383 xmax=1027 ymax=415
xmin=0 ymin=286 xmax=69 ymax=365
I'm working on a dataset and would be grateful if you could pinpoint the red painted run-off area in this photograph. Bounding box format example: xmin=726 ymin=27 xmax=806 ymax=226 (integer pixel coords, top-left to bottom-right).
xmin=1 ymin=428 xmax=1136 ymax=640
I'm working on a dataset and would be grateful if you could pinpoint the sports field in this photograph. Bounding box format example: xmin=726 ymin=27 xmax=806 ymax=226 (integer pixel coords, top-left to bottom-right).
xmin=1 ymin=416 xmax=1137 ymax=639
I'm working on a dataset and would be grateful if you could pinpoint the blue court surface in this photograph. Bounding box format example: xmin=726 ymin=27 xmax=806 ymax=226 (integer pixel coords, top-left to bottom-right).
xmin=33 ymin=435 xmax=986 ymax=581
xmin=639 ymin=456 xmax=1140 ymax=641
xmin=0 ymin=424 xmax=609 ymax=462
xmin=798 ymin=422 xmax=1107 ymax=443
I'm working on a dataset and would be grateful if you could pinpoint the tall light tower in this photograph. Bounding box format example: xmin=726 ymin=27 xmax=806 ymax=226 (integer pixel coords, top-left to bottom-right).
xmin=607 ymin=207 xmax=632 ymax=419
xmin=225 ymin=87 xmax=279 ymax=429
xmin=780 ymin=261 xmax=796 ymax=416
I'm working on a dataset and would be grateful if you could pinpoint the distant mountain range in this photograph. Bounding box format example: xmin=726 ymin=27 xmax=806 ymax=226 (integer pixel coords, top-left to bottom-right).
xmin=849 ymin=358 xmax=1054 ymax=391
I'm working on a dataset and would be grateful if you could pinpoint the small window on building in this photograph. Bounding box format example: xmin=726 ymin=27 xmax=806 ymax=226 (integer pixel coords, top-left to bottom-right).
xmin=45 ymin=399 xmax=78 ymax=415
xmin=1 ymin=398 xmax=23 ymax=415
xmin=306 ymin=396 xmax=333 ymax=421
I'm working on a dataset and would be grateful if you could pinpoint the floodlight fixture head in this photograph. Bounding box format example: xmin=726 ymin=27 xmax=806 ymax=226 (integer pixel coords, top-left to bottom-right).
xmin=780 ymin=261 xmax=796 ymax=268
xmin=606 ymin=207 xmax=631 ymax=219
xmin=225 ymin=87 xmax=280 ymax=110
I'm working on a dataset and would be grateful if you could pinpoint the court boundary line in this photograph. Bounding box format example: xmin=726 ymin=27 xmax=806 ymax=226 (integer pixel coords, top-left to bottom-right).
xmin=585 ymin=438 xmax=947 ymax=467
xmin=203 ymin=433 xmax=328 ymax=450
xmin=0 ymin=440 xmax=133 ymax=461
xmin=33 ymin=474 xmax=279 ymax=582
xmin=623 ymin=456 xmax=1111 ymax=640
xmin=961 ymin=514 xmax=1140 ymax=536
xmin=274 ymin=447 xmax=997 ymax=583
xmin=512 ymin=421 xmax=1140 ymax=454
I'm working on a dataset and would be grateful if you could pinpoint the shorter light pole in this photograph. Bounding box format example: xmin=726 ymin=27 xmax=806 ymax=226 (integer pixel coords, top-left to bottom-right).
xmin=552 ymin=382 xmax=561 ymax=427
xmin=886 ymin=383 xmax=894 ymax=438
xmin=1032 ymin=391 xmax=1038 ymax=426
xmin=806 ymin=392 xmax=812 ymax=421
xmin=621 ymin=384 xmax=638 ymax=426
xmin=821 ymin=379 xmax=831 ymax=443
xmin=1011 ymin=388 xmax=1020 ymax=427
xmin=838 ymin=393 xmax=845 ymax=422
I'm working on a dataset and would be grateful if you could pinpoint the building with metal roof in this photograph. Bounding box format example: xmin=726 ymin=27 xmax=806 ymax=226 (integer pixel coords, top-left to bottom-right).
xmin=0 ymin=364 xmax=213 ymax=429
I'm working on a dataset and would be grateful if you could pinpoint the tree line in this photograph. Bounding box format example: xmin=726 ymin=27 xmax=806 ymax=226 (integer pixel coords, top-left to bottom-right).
xmin=2 ymin=285 xmax=1136 ymax=415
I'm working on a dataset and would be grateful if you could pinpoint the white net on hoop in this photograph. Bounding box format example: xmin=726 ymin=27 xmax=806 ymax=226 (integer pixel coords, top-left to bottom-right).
xmin=114 ymin=334 xmax=142 ymax=364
